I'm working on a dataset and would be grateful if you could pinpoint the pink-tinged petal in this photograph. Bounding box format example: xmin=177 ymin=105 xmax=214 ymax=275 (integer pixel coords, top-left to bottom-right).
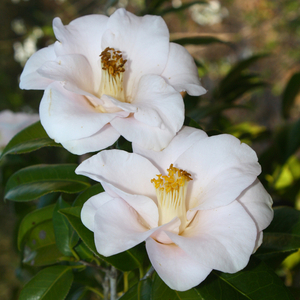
xmin=37 ymin=54 xmax=95 ymax=96
xmin=133 ymin=126 xmax=208 ymax=173
xmin=151 ymin=217 xmax=180 ymax=244
xmin=161 ymin=43 xmax=206 ymax=96
xmin=111 ymin=75 xmax=184 ymax=151
xmin=20 ymin=45 xmax=56 ymax=90
xmin=237 ymin=179 xmax=273 ymax=232
xmin=175 ymin=134 xmax=261 ymax=210
xmin=61 ymin=124 xmax=120 ymax=155
xmin=75 ymin=150 xmax=159 ymax=200
xmin=81 ymin=192 xmax=115 ymax=232
xmin=39 ymin=82 xmax=118 ymax=143
xmin=253 ymin=231 xmax=264 ymax=253
xmin=101 ymin=8 xmax=169 ymax=100
xmin=100 ymin=181 xmax=159 ymax=228
xmin=167 ymin=201 xmax=257 ymax=273
xmin=94 ymin=198 xmax=158 ymax=256
xmin=53 ymin=15 xmax=108 ymax=91
xmin=146 ymin=238 xmax=212 ymax=291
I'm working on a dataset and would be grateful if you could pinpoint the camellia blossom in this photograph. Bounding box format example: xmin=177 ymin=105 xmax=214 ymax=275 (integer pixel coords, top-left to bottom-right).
xmin=19 ymin=9 xmax=206 ymax=154
xmin=76 ymin=126 xmax=273 ymax=291
xmin=0 ymin=110 xmax=39 ymax=149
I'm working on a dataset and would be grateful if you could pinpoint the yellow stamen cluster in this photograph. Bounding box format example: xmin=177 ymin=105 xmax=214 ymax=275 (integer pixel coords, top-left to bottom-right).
xmin=151 ymin=164 xmax=192 ymax=193
xmin=151 ymin=164 xmax=192 ymax=233
xmin=100 ymin=47 xmax=127 ymax=77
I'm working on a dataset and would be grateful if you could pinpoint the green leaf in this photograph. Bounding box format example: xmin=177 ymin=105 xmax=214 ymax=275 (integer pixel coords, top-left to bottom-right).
xmin=0 ymin=121 xmax=59 ymax=159
xmin=120 ymin=278 xmax=152 ymax=300
xmin=208 ymin=257 xmax=295 ymax=300
xmin=19 ymin=265 xmax=74 ymax=300
xmin=171 ymin=36 xmax=230 ymax=46
xmin=73 ymin=184 xmax=104 ymax=208
xmin=159 ymin=1 xmax=207 ymax=16
xmin=282 ymin=72 xmax=300 ymax=119
xmin=256 ymin=206 xmax=300 ymax=264
xmin=152 ymin=273 xmax=201 ymax=299
xmin=117 ymin=136 xmax=133 ymax=152
xmin=5 ymin=164 xmax=90 ymax=202
xmin=184 ymin=116 xmax=202 ymax=129
xmin=18 ymin=204 xmax=55 ymax=250
xmin=218 ymin=54 xmax=268 ymax=92
xmin=22 ymin=219 xmax=65 ymax=266
xmin=53 ymin=197 xmax=79 ymax=257
xmin=59 ymin=206 xmax=147 ymax=271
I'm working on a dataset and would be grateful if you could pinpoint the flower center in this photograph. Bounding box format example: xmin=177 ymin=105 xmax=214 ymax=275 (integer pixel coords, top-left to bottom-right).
xmin=99 ymin=47 xmax=127 ymax=102
xmin=151 ymin=164 xmax=192 ymax=233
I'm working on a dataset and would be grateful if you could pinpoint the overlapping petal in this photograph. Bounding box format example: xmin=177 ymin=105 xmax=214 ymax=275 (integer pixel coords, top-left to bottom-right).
xmin=161 ymin=43 xmax=207 ymax=96
xmin=111 ymin=75 xmax=184 ymax=150
xmin=167 ymin=201 xmax=257 ymax=273
xmin=20 ymin=45 xmax=56 ymax=90
xmin=175 ymin=133 xmax=261 ymax=210
xmin=75 ymin=149 xmax=159 ymax=199
xmin=101 ymin=9 xmax=170 ymax=100
xmin=146 ymin=238 xmax=212 ymax=291
xmin=39 ymin=82 xmax=122 ymax=143
xmin=133 ymin=126 xmax=208 ymax=172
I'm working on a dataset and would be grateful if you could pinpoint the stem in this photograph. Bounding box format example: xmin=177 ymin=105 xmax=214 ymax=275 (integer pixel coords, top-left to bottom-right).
xmin=142 ymin=266 xmax=155 ymax=280
xmin=87 ymin=286 xmax=104 ymax=299
xmin=110 ymin=266 xmax=118 ymax=300
xmin=123 ymin=272 xmax=129 ymax=293
xmin=103 ymin=273 xmax=110 ymax=300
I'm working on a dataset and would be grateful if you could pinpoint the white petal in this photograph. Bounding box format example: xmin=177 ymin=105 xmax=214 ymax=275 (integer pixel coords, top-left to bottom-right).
xmin=81 ymin=192 xmax=114 ymax=232
xmin=101 ymin=8 xmax=169 ymax=100
xmin=61 ymin=124 xmax=120 ymax=155
xmin=175 ymin=134 xmax=261 ymax=210
xmin=150 ymin=217 xmax=180 ymax=244
xmin=146 ymin=238 xmax=212 ymax=291
xmin=39 ymin=82 xmax=118 ymax=144
xmin=100 ymin=181 xmax=159 ymax=229
xmin=111 ymin=75 xmax=184 ymax=151
xmin=37 ymin=54 xmax=95 ymax=96
xmin=53 ymin=15 xmax=108 ymax=91
xmin=161 ymin=43 xmax=206 ymax=96
xmin=167 ymin=201 xmax=257 ymax=273
xmin=133 ymin=126 xmax=208 ymax=173
xmin=94 ymin=198 xmax=157 ymax=256
xmin=20 ymin=45 xmax=56 ymax=90
xmin=75 ymin=150 xmax=159 ymax=200
xmin=237 ymin=179 xmax=273 ymax=232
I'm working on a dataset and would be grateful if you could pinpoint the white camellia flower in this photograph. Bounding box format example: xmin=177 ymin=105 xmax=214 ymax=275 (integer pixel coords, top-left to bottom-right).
xmin=76 ymin=126 xmax=273 ymax=291
xmin=19 ymin=9 xmax=206 ymax=155
xmin=0 ymin=110 xmax=39 ymax=149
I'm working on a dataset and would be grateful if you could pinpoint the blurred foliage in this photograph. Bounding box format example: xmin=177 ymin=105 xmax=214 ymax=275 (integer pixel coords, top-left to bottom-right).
xmin=1 ymin=0 xmax=300 ymax=299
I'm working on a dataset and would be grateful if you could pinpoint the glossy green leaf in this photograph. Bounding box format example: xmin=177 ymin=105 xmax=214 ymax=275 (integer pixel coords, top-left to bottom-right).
xmin=22 ymin=219 xmax=66 ymax=266
xmin=120 ymin=277 xmax=152 ymax=300
xmin=19 ymin=265 xmax=74 ymax=300
xmin=74 ymin=241 xmax=94 ymax=261
xmin=53 ymin=197 xmax=79 ymax=257
xmin=73 ymin=184 xmax=104 ymax=208
xmin=18 ymin=204 xmax=55 ymax=249
xmin=171 ymin=36 xmax=230 ymax=46
xmin=117 ymin=136 xmax=133 ymax=152
xmin=5 ymin=164 xmax=90 ymax=202
xmin=23 ymin=244 xmax=66 ymax=266
xmin=159 ymin=1 xmax=207 ymax=16
xmin=282 ymin=72 xmax=300 ymax=119
xmin=256 ymin=206 xmax=300 ymax=263
xmin=59 ymin=206 xmax=147 ymax=271
xmin=0 ymin=121 xmax=59 ymax=159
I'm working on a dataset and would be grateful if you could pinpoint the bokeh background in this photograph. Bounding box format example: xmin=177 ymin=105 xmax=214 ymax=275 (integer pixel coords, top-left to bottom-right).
xmin=1 ymin=0 xmax=300 ymax=299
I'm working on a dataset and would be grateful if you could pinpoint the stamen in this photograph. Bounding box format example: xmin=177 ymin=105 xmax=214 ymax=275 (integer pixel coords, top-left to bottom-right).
xmin=99 ymin=47 xmax=127 ymax=102
xmin=151 ymin=164 xmax=192 ymax=233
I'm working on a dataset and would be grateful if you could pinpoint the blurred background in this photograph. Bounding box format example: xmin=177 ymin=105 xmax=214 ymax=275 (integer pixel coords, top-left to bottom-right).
xmin=1 ymin=0 xmax=300 ymax=299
